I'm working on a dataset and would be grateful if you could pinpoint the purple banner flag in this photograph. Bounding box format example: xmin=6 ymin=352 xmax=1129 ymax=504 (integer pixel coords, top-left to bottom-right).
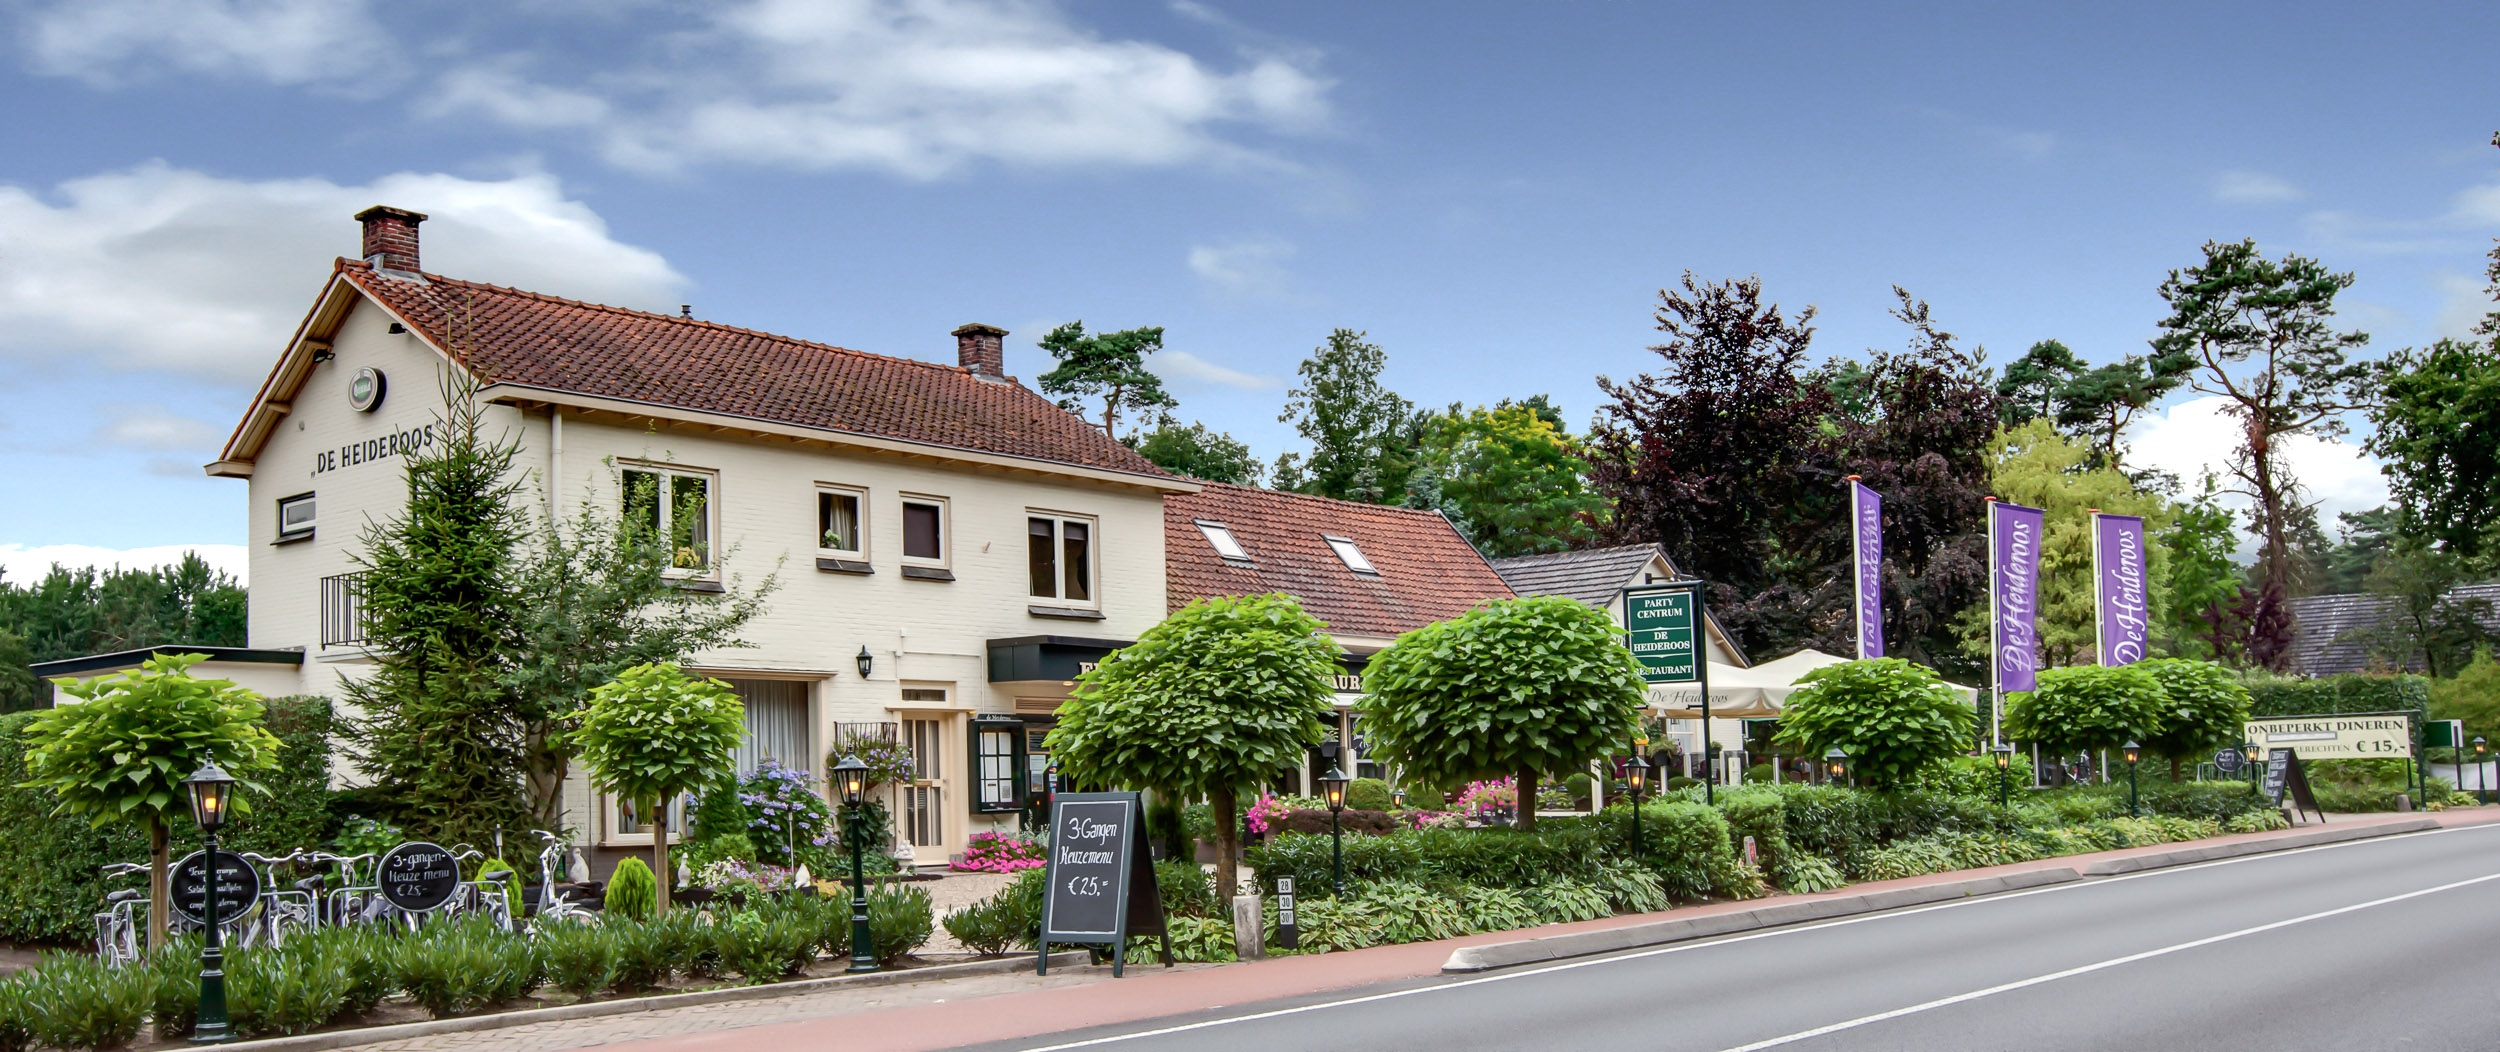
xmin=1851 ymin=481 xmax=1883 ymax=658
xmin=2094 ymin=514 xmax=2151 ymax=667
xmin=1991 ymin=501 xmax=2046 ymax=693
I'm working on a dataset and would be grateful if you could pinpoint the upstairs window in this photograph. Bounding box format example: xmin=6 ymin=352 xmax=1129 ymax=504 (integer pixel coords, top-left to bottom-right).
xmin=817 ymin=487 xmax=865 ymax=557
xmin=1325 ymin=535 xmax=1378 ymax=575
xmin=624 ymin=465 xmax=714 ymax=573
xmin=1028 ymin=514 xmax=1094 ymax=603
xmin=1196 ymin=520 xmax=1250 ymax=561
xmin=276 ymin=492 xmax=317 ymax=541
xmin=902 ymin=497 xmax=947 ymax=564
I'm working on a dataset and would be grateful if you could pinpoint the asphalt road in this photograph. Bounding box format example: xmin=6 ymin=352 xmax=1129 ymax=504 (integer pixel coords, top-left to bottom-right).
xmin=966 ymin=822 xmax=2500 ymax=1052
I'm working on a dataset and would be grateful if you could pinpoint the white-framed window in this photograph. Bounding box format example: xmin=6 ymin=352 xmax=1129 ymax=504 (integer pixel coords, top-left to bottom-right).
xmin=1196 ymin=520 xmax=1249 ymax=561
xmin=622 ymin=464 xmax=716 ymax=574
xmin=901 ymin=495 xmax=948 ymax=567
xmin=816 ymin=485 xmax=866 ymax=558
xmin=1027 ymin=513 xmax=1095 ymax=604
xmin=602 ymin=793 xmax=689 ymax=847
xmin=276 ymin=492 xmax=317 ymax=541
xmin=1325 ymin=535 xmax=1378 ymax=575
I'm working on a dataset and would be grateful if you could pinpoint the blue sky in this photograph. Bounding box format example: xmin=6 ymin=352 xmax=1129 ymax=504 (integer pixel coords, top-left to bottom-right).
xmin=2 ymin=0 xmax=2495 ymax=582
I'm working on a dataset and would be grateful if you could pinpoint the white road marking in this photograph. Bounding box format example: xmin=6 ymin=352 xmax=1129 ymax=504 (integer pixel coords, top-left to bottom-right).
xmin=1717 ymin=869 xmax=2500 ymax=1051
xmin=1010 ymin=822 xmax=2499 ymax=1051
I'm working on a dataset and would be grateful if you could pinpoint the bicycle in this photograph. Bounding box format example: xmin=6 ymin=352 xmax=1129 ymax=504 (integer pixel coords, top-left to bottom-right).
xmin=93 ymin=863 xmax=150 ymax=967
xmin=527 ymin=831 xmax=596 ymax=932
xmin=239 ymin=849 xmax=321 ymax=949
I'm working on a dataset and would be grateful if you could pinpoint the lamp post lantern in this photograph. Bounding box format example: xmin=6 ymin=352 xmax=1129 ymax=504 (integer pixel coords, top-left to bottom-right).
xmin=2243 ymin=739 xmax=2260 ymax=789
xmin=2122 ymin=741 xmax=2142 ymax=817
xmin=1319 ymin=766 xmax=1351 ymax=898
xmin=1993 ymin=743 xmax=2014 ymax=808
xmin=831 ymin=754 xmax=876 ymax=973
xmin=1824 ymin=747 xmax=1849 ymax=787
xmin=2476 ymin=737 xmax=2490 ymax=805
xmin=855 ymin=645 xmax=874 ymax=679
xmin=1625 ymin=753 xmax=1651 ymax=857
xmin=1392 ymin=787 xmax=1407 ymax=810
xmin=185 ymin=761 xmax=239 ymax=1045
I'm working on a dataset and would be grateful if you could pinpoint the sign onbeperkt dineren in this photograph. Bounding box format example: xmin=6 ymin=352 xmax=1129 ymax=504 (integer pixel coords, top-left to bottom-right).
xmin=2243 ymin=713 xmax=2414 ymax=761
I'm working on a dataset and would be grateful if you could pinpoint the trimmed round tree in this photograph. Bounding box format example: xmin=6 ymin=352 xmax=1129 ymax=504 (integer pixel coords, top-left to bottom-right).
xmin=1357 ymin=595 xmax=1648 ymax=831
xmin=18 ymin=653 xmax=282 ymax=950
xmin=1771 ymin=658 xmax=1975 ymax=788
xmin=1046 ymin=594 xmax=1339 ymax=904
xmin=2004 ymin=664 xmax=2168 ymax=762
xmin=568 ymin=662 xmax=744 ymax=914
xmin=2136 ymin=658 xmax=2251 ymax=781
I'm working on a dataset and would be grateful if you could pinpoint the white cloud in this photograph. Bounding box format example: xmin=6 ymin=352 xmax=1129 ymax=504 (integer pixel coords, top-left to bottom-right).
xmin=2453 ymin=182 xmax=2500 ymax=225
xmin=22 ymin=0 xmax=392 ymax=88
xmin=94 ymin=405 xmax=224 ymax=451
xmin=423 ymin=0 xmax=1333 ymax=179
xmin=2214 ymin=170 xmax=2303 ymax=205
xmin=1186 ymin=236 xmax=1295 ymax=298
xmin=2127 ymin=395 xmax=2390 ymax=550
xmin=2432 ymin=272 xmax=2495 ymax=340
xmin=0 ymin=544 xmax=249 ymax=586
xmin=1150 ymin=348 xmax=1272 ymax=390
xmin=0 ymin=162 xmax=686 ymax=383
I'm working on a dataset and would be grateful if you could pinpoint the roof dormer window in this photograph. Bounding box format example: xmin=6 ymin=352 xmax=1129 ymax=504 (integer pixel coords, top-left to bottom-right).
xmin=1325 ymin=535 xmax=1378 ymax=575
xmin=1197 ymin=521 xmax=1250 ymax=562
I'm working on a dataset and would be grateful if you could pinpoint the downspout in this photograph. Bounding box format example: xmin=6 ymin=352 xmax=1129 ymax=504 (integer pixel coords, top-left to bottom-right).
xmin=548 ymin=406 xmax=564 ymax=523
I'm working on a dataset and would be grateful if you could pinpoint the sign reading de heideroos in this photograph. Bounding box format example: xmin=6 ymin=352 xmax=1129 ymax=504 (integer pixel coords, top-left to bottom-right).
xmin=1036 ymin=792 xmax=1168 ymax=977
xmin=1624 ymin=590 xmax=1699 ymax=683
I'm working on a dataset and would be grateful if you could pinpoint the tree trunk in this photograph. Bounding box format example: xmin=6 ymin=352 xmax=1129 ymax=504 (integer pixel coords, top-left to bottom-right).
xmin=1515 ymin=765 xmax=1537 ymax=832
xmin=2170 ymin=756 xmax=2184 ymax=783
xmin=652 ymin=802 xmax=671 ymax=916
xmin=1210 ymin=785 xmax=1239 ymax=904
xmin=147 ymin=814 xmax=169 ymax=952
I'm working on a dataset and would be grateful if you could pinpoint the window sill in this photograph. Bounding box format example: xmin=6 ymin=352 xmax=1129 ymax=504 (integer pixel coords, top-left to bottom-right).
xmin=815 ymin=557 xmax=874 ymax=575
xmin=1028 ymin=605 xmax=1106 ymax=621
xmin=901 ymin=565 xmax=955 ymax=582
xmin=671 ymin=578 xmax=726 ymax=594
xmin=272 ymin=531 xmax=314 ymax=546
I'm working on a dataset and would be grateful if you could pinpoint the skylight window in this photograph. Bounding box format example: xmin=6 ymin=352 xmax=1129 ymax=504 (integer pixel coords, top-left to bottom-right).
xmin=1325 ymin=535 xmax=1378 ymax=575
xmin=1197 ymin=521 xmax=1250 ymax=561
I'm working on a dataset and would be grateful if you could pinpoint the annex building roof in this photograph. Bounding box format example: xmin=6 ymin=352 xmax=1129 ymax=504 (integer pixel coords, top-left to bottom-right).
xmin=1164 ymin=483 xmax=1514 ymax=643
xmin=213 ymin=258 xmax=1181 ymax=489
xmin=2287 ymin=583 xmax=2500 ymax=676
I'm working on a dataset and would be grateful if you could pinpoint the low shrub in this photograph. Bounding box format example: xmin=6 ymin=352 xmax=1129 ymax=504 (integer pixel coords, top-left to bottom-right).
xmin=1346 ymin=778 xmax=1396 ymax=812
xmin=143 ymin=934 xmax=204 ymax=1040
xmin=606 ymin=858 xmax=658 ymax=922
xmin=943 ymin=894 xmax=1028 ymax=957
xmin=1453 ymin=884 xmax=1540 ymax=934
xmin=1587 ymin=864 xmax=1669 ymax=915
xmin=1715 ymin=789 xmax=1791 ymax=877
xmin=323 ymin=927 xmax=398 ymax=1017
xmin=393 ymin=917 xmax=544 ymax=1018
xmin=0 ymin=973 xmax=27 ymax=1052
xmin=715 ymin=906 xmax=817 ymax=983
xmin=1705 ymin=856 xmax=1769 ymax=900
xmin=1268 ymin=809 xmax=1401 ymax=837
xmin=1154 ymin=859 xmax=1215 ymax=917
xmin=2225 ymin=810 xmax=2291 ymax=834
xmin=540 ymin=920 xmax=619 ymax=997
xmin=1776 ymin=784 xmax=1880 ymax=874
xmin=607 ymin=919 xmax=676 ymax=992
xmin=227 ymin=942 xmax=353 ymax=1038
xmin=1277 ymin=896 xmax=1383 ymax=953
xmin=17 ymin=952 xmax=150 ymax=1051
xmin=1622 ymin=800 xmax=1736 ymax=899
xmin=1164 ymin=915 xmax=1236 ymax=962
xmin=1773 ymin=854 xmax=1845 ymax=894
xmin=867 ymin=883 xmax=935 ymax=964
xmin=953 ymin=832 xmax=1045 ymax=873
xmin=1535 ymin=880 xmax=1612 ymax=924
xmin=1860 ymin=837 xmax=1956 ymax=882
xmin=1359 ymin=881 xmax=1471 ymax=942
xmin=1910 ymin=753 xmax=2037 ymax=798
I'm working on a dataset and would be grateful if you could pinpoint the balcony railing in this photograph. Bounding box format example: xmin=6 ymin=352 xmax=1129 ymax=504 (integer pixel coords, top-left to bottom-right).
xmin=320 ymin=572 xmax=370 ymax=650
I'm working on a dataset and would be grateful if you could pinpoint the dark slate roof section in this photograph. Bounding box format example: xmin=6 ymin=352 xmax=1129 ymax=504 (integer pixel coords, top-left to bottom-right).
xmin=31 ymin=646 xmax=305 ymax=679
xmin=1165 ymin=483 xmax=1514 ymax=640
xmin=1487 ymin=544 xmax=1671 ymax=608
xmin=2288 ymin=583 xmax=2500 ymax=676
xmin=338 ymin=261 xmax=1169 ymax=478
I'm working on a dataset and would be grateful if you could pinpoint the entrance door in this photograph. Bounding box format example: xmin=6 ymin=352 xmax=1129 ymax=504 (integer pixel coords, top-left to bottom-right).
xmin=901 ymin=712 xmax=951 ymax=859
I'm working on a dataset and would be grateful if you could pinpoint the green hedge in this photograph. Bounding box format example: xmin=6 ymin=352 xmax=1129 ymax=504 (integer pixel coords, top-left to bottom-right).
xmin=2244 ymin=674 xmax=2428 ymax=720
xmin=0 ymin=696 xmax=338 ymax=944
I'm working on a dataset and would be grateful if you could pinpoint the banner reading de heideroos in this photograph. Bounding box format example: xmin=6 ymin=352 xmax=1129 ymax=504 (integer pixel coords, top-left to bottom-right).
xmin=2093 ymin=513 xmax=2150 ymax=667
xmin=1852 ymin=480 xmax=1884 ymax=659
xmin=1990 ymin=501 xmax=2046 ymax=693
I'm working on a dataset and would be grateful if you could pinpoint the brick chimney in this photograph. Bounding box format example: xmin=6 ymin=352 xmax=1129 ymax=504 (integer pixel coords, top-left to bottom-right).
xmin=355 ymin=205 xmax=428 ymax=272
xmin=952 ymin=323 xmax=1007 ymax=377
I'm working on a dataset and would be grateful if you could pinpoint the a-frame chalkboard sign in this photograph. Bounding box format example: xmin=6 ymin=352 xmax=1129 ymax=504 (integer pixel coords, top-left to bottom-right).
xmin=1037 ymin=791 xmax=1170 ymax=977
xmin=2262 ymin=748 xmax=2325 ymax=825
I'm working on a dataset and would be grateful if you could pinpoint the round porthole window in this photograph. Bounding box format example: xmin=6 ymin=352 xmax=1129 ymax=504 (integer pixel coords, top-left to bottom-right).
xmin=349 ymin=367 xmax=387 ymax=412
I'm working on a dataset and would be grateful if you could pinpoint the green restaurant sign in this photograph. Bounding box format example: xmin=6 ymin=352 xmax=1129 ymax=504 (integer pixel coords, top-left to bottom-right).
xmin=1624 ymin=588 xmax=1699 ymax=683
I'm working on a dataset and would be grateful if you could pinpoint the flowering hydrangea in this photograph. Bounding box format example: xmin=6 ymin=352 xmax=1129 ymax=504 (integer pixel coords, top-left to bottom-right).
xmin=735 ymin=758 xmax=837 ymax=866
xmin=1400 ymin=809 xmax=1463 ymax=831
xmin=1454 ymin=778 xmax=1519 ymax=821
xmin=695 ymin=858 xmax=798 ymax=898
xmin=951 ymin=831 xmax=1046 ymax=873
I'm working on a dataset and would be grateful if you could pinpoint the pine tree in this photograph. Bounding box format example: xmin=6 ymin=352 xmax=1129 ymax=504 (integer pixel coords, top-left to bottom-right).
xmin=346 ymin=373 xmax=537 ymax=846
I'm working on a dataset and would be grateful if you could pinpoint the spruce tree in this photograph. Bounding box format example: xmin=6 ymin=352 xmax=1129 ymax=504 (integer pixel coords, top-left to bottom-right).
xmin=347 ymin=374 xmax=537 ymax=845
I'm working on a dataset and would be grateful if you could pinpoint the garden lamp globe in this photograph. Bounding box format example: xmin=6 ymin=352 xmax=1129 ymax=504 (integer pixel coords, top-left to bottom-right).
xmin=2477 ymin=737 xmax=2488 ymax=758
xmin=186 ymin=760 xmax=237 ymax=832
xmin=1392 ymin=787 xmax=1407 ymax=809
xmin=1627 ymin=753 xmax=1651 ymax=796
xmin=1824 ymin=747 xmax=1849 ymax=782
xmin=2122 ymin=741 xmax=2142 ymax=767
xmin=832 ymin=754 xmax=868 ymax=806
xmin=1320 ymin=767 xmax=1351 ymax=812
xmin=1993 ymin=744 xmax=2012 ymax=770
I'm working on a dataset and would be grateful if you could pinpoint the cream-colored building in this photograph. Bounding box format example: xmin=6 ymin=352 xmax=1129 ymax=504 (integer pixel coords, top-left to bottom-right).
xmin=179 ymin=207 xmax=1194 ymax=870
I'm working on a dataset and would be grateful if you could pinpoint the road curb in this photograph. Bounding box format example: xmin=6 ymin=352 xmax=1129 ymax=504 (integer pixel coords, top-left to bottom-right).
xmin=2078 ymin=817 xmax=2440 ymax=875
xmin=211 ymin=951 xmax=1093 ymax=1052
xmin=1440 ymin=868 xmax=2081 ymax=973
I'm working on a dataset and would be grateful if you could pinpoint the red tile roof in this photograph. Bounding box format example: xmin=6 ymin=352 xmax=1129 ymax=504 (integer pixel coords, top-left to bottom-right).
xmin=336 ymin=261 xmax=1168 ymax=478
xmin=1165 ymin=483 xmax=1514 ymax=640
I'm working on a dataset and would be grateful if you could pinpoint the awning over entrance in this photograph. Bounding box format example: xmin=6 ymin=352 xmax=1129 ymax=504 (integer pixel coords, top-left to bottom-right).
xmin=985 ymin=634 xmax=1130 ymax=684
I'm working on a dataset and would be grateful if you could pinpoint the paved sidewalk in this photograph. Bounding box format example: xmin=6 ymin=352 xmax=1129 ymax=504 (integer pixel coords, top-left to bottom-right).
xmin=311 ymin=806 xmax=2500 ymax=1052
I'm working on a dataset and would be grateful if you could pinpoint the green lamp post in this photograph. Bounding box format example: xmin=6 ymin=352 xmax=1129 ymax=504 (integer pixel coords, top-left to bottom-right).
xmin=2122 ymin=741 xmax=2142 ymax=816
xmin=832 ymin=754 xmax=876 ymax=973
xmin=1993 ymin=742 xmax=2014 ymax=808
xmin=1625 ymin=752 xmax=1651 ymax=857
xmin=1824 ymin=746 xmax=1849 ymax=788
xmin=2475 ymin=737 xmax=2489 ymax=805
xmin=1320 ymin=766 xmax=1351 ymax=898
xmin=185 ymin=761 xmax=239 ymax=1045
